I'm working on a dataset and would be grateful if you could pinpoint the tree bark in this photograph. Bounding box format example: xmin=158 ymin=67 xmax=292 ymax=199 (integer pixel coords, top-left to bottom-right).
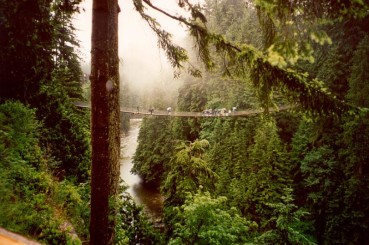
xmin=89 ymin=0 xmax=120 ymax=244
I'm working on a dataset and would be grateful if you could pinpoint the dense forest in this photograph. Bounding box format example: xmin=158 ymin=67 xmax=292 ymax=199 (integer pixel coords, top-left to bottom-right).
xmin=0 ymin=0 xmax=91 ymax=243
xmin=132 ymin=0 xmax=369 ymax=244
xmin=1 ymin=0 xmax=368 ymax=244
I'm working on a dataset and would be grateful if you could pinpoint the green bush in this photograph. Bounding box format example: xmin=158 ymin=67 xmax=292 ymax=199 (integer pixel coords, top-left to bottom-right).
xmin=169 ymin=191 xmax=256 ymax=245
xmin=0 ymin=101 xmax=87 ymax=244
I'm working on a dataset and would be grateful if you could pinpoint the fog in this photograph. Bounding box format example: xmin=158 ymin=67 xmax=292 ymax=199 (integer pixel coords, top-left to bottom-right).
xmin=74 ymin=0 xmax=198 ymax=109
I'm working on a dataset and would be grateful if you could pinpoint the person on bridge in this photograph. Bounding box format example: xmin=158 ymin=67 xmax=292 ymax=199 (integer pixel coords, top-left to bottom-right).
xmin=167 ymin=107 xmax=172 ymax=114
xmin=149 ymin=108 xmax=154 ymax=114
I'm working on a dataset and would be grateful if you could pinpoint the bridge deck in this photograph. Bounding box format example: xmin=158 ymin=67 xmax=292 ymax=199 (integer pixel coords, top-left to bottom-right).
xmin=75 ymin=103 xmax=291 ymax=118
xmin=122 ymin=109 xmax=263 ymax=117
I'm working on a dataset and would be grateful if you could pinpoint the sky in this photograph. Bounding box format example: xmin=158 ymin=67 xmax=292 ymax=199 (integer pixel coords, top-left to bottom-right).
xmin=73 ymin=0 xmax=193 ymax=90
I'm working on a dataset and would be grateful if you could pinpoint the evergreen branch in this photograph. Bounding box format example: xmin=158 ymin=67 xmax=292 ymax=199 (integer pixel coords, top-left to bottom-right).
xmin=140 ymin=0 xmax=242 ymax=54
xmin=252 ymin=59 xmax=355 ymax=115
xmin=133 ymin=0 xmax=188 ymax=70
xmin=140 ymin=0 xmax=242 ymax=71
xmin=141 ymin=0 xmax=199 ymax=29
xmin=137 ymin=0 xmax=358 ymax=116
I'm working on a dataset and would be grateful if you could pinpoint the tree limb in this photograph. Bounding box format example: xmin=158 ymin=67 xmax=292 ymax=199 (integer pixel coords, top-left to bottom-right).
xmin=137 ymin=0 xmax=358 ymax=116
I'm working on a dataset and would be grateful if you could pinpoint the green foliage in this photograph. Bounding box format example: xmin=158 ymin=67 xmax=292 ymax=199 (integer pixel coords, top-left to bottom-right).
xmin=132 ymin=117 xmax=174 ymax=187
xmin=274 ymin=112 xmax=301 ymax=146
xmin=38 ymin=77 xmax=91 ymax=182
xmin=291 ymin=118 xmax=346 ymax=244
xmin=0 ymin=101 xmax=87 ymax=244
xmin=193 ymin=0 xmax=358 ymax=115
xmin=115 ymin=183 xmax=164 ymax=245
xmin=336 ymin=111 xmax=369 ymax=244
xmin=315 ymin=44 xmax=349 ymax=100
xmin=0 ymin=0 xmax=89 ymax=183
xmin=290 ymin=111 xmax=369 ymax=244
xmin=248 ymin=53 xmax=355 ymax=115
xmin=175 ymin=80 xmax=207 ymax=141
xmin=203 ymin=117 xmax=258 ymax=198
xmin=0 ymin=0 xmax=54 ymax=103
xmin=54 ymin=181 xmax=90 ymax=238
xmin=192 ymin=20 xmax=354 ymax=116
xmin=232 ymin=117 xmax=292 ymax=227
xmin=51 ymin=0 xmax=84 ymax=101
xmin=177 ymin=80 xmax=208 ymax=112
xmin=205 ymin=0 xmax=263 ymax=48
xmin=288 ymin=17 xmax=369 ymax=244
xmin=131 ymin=1 xmax=369 ymax=244
xmin=0 ymin=0 xmax=84 ymax=103
xmin=162 ymin=139 xmax=217 ymax=206
xmin=290 ymin=118 xmax=313 ymax=165
xmin=347 ymin=35 xmax=369 ymax=107
xmin=254 ymin=0 xmax=368 ymax=65
xmin=309 ymin=17 xmax=369 ymax=102
xmin=169 ymin=191 xmax=256 ymax=245
xmin=254 ymin=188 xmax=316 ymax=245
xmin=0 ymin=101 xmax=43 ymax=169
xmin=205 ymin=75 xmax=260 ymax=111
xmin=301 ymin=146 xmax=340 ymax=206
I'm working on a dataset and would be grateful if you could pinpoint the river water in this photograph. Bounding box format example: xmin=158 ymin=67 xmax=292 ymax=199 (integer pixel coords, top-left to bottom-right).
xmin=119 ymin=119 xmax=163 ymax=221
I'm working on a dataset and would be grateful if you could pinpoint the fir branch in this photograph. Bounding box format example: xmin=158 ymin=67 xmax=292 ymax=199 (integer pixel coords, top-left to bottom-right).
xmin=133 ymin=0 xmax=188 ymax=70
xmin=141 ymin=0 xmax=201 ymax=28
xmin=137 ymin=0 xmax=358 ymax=116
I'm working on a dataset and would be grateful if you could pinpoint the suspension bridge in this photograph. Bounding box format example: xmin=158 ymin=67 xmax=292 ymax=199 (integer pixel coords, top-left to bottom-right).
xmin=74 ymin=102 xmax=292 ymax=118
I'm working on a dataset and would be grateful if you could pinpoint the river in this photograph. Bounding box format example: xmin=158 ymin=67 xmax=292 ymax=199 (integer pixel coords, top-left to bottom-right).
xmin=119 ymin=119 xmax=163 ymax=221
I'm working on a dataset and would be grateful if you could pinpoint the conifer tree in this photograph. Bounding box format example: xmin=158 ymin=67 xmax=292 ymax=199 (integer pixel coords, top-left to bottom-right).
xmin=169 ymin=191 xmax=253 ymax=245
xmin=132 ymin=117 xmax=174 ymax=187
xmin=241 ymin=117 xmax=291 ymax=227
xmin=162 ymin=139 xmax=217 ymax=206
xmin=0 ymin=0 xmax=53 ymax=103
xmin=347 ymin=35 xmax=369 ymax=107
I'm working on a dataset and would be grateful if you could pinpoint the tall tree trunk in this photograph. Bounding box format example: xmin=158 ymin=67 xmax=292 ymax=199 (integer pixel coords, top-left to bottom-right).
xmin=89 ymin=0 xmax=120 ymax=244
